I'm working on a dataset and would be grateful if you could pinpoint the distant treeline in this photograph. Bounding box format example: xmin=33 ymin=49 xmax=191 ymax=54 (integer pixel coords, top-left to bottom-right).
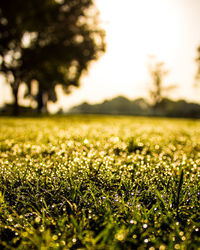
xmin=68 ymin=96 xmax=200 ymax=118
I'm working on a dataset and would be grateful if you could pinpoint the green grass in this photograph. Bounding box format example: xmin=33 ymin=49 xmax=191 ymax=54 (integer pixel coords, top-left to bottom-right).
xmin=0 ymin=115 xmax=199 ymax=249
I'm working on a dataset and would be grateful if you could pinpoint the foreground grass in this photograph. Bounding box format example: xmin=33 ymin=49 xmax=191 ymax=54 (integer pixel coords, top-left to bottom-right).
xmin=0 ymin=115 xmax=199 ymax=249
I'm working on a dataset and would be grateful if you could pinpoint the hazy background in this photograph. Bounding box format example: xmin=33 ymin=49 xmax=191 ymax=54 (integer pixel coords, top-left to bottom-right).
xmin=1 ymin=0 xmax=200 ymax=112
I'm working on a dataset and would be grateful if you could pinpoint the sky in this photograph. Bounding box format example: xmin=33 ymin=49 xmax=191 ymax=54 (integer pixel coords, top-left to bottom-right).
xmin=0 ymin=0 xmax=200 ymax=111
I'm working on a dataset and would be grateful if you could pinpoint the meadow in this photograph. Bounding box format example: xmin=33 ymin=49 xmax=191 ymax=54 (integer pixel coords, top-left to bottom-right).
xmin=0 ymin=115 xmax=199 ymax=249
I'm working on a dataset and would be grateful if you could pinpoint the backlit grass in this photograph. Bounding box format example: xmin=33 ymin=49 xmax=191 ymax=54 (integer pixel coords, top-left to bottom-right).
xmin=0 ymin=115 xmax=199 ymax=249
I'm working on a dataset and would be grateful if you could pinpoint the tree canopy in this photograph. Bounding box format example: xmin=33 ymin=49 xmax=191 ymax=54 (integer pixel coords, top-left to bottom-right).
xmin=0 ymin=0 xmax=106 ymax=114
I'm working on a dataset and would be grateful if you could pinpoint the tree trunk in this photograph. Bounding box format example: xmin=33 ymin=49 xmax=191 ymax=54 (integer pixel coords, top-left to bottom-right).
xmin=37 ymin=88 xmax=48 ymax=113
xmin=13 ymin=89 xmax=19 ymax=116
xmin=12 ymin=80 xmax=20 ymax=116
xmin=37 ymin=88 xmax=43 ymax=113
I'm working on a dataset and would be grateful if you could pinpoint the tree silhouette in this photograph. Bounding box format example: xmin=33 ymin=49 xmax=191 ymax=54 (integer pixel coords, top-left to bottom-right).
xmin=0 ymin=0 xmax=106 ymax=114
xmin=195 ymin=46 xmax=200 ymax=87
xmin=148 ymin=58 xmax=176 ymax=109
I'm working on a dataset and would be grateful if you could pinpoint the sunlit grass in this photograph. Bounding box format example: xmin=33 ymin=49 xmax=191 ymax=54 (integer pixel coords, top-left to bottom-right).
xmin=0 ymin=115 xmax=199 ymax=249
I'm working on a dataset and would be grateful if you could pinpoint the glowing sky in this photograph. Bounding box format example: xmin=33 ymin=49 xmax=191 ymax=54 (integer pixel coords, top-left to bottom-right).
xmin=56 ymin=0 xmax=200 ymax=111
xmin=1 ymin=0 xmax=200 ymax=110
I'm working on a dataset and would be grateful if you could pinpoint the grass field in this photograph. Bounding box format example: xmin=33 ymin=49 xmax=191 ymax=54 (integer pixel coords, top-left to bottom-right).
xmin=0 ymin=115 xmax=199 ymax=249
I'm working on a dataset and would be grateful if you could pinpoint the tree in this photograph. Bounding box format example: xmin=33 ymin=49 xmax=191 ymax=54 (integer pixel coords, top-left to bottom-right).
xmin=0 ymin=0 xmax=106 ymax=114
xmin=195 ymin=46 xmax=200 ymax=87
xmin=148 ymin=58 xmax=176 ymax=109
xmin=0 ymin=1 xmax=34 ymax=114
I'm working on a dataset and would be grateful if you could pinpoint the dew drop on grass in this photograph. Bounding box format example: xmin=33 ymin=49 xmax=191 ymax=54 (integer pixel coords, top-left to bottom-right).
xmin=39 ymin=226 xmax=44 ymax=232
xmin=52 ymin=235 xmax=58 ymax=241
xmin=143 ymin=223 xmax=148 ymax=229
xmin=35 ymin=217 xmax=41 ymax=223
xmin=130 ymin=220 xmax=137 ymax=225
xmin=116 ymin=232 xmax=125 ymax=241
xmin=72 ymin=238 xmax=77 ymax=243
xmin=179 ymin=231 xmax=184 ymax=236
xmin=84 ymin=139 xmax=88 ymax=144
xmin=174 ymin=244 xmax=180 ymax=249
xmin=7 ymin=217 xmax=13 ymax=222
